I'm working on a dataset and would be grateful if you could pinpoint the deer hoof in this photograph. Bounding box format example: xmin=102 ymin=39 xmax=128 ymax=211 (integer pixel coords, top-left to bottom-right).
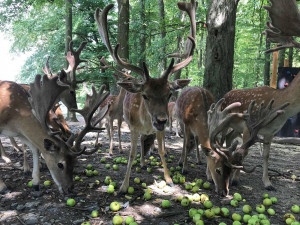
xmin=167 ymin=182 xmax=174 ymax=187
xmin=117 ymin=191 xmax=126 ymax=197
xmin=141 ymin=166 xmax=147 ymax=170
xmin=109 ymin=153 xmax=113 ymax=157
xmin=0 ymin=188 xmax=10 ymax=195
xmin=24 ymin=171 xmax=31 ymax=176
xmin=33 ymin=185 xmax=40 ymax=191
xmin=231 ymin=180 xmax=239 ymax=186
xmin=265 ymin=185 xmax=276 ymax=191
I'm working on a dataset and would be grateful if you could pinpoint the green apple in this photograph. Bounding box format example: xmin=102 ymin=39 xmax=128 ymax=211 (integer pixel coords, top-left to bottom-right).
xmin=170 ymin=167 xmax=175 ymax=172
xmin=195 ymin=179 xmax=203 ymax=187
xmin=270 ymin=196 xmax=278 ymax=203
xmin=192 ymin=185 xmax=200 ymax=193
xmin=258 ymin=214 xmax=267 ymax=220
xmin=191 ymin=163 xmax=195 ymax=168
xmin=125 ymin=216 xmax=135 ymax=224
xmin=220 ymin=207 xmax=229 ymax=217
xmin=85 ymin=170 xmax=93 ymax=177
xmin=134 ymin=177 xmax=141 ymax=184
xmin=287 ymin=218 xmax=295 ymax=225
xmin=230 ymin=199 xmax=239 ymax=207
xmin=219 ymin=223 xmax=227 ymax=225
xmin=181 ymin=198 xmax=190 ymax=207
xmin=112 ymin=215 xmax=123 ymax=225
xmin=91 ymin=210 xmax=98 ymax=218
xmin=176 ymin=166 xmax=181 ymax=171
xmin=66 ymin=198 xmax=76 ymax=207
xmin=169 ymin=155 xmax=174 ymax=159
xmin=233 ymin=193 xmax=242 ymax=201
xmin=197 ymin=209 xmax=204 ymax=215
xmin=243 ymin=214 xmax=251 ymax=223
xmin=110 ymin=202 xmax=121 ymax=211
xmin=256 ymin=204 xmax=266 ymax=213
xmin=232 ymin=213 xmax=242 ymax=221
xmin=189 ymin=208 xmax=198 ymax=218
xmin=136 ymin=167 xmax=141 ymax=173
xmin=128 ymin=186 xmax=134 ymax=195
xmin=95 ymin=179 xmax=100 ymax=185
xmin=132 ymin=160 xmax=137 ymax=166
xmin=113 ymin=164 xmax=119 ymax=171
xmin=74 ymin=176 xmax=80 ymax=181
xmin=232 ymin=221 xmax=241 ymax=225
xmin=202 ymin=182 xmax=211 ymax=189
xmin=263 ymin=198 xmax=272 ymax=206
xmin=291 ymin=222 xmax=300 ymax=225
xmin=86 ymin=164 xmax=93 ymax=169
xmin=179 ymin=176 xmax=186 ymax=184
xmin=81 ymin=222 xmax=91 ymax=225
xmin=100 ymin=158 xmax=106 ymax=163
xmin=200 ymin=194 xmax=209 ymax=203
xmin=146 ymin=167 xmax=152 ymax=173
xmin=195 ymin=220 xmax=204 ymax=225
xmin=97 ymin=149 xmax=102 ymax=153
xmin=161 ymin=200 xmax=171 ymax=208
xmin=212 ymin=207 xmax=220 ymax=215
xmin=291 ymin=205 xmax=300 ymax=213
xmin=242 ymin=204 xmax=252 ymax=214
xmin=93 ymin=170 xmax=99 ymax=175
xmin=204 ymin=209 xmax=215 ymax=219
xmin=43 ymin=180 xmax=51 ymax=186
xmin=263 ymin=193 xmax=269 ymax=198
xmin=185 ymin=183 xmax=192 ymax=190
xmin=203 ymin=200 xmax=213 ymax=209
xmin=267 ymin=208 xmax=275 ymax=216
xmin=193 ymin=213 xmax=202 ymax=222
xmin=141 ymin=182 xmax=147 ymax=188
xmin=260 ymin=219 xmax=270 ymax=225
xmin=143 ymin=192 xmax=151 ymax=200
xmin=192 ymin=193 xmax=201 ymax=202
xmin=105 ymin=164 xmax=111 ymax=169
xmin=248 ymin=218 xmax=259 ymax=225
xmin=107 ymin=185 xmax=115 ymax=194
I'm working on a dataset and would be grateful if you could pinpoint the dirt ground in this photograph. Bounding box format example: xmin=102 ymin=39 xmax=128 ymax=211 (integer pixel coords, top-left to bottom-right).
xmin=0 ymin=120 xmax=299 ymax=225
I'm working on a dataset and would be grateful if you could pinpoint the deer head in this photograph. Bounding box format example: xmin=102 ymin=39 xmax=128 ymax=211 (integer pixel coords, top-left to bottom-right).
xmin=28 ymin=75 xmax=109 ymax=193
xmin=203 ymin=98 xmax=289 ymax=196
xmin=95 ymin=2 xmax=196 ymax=131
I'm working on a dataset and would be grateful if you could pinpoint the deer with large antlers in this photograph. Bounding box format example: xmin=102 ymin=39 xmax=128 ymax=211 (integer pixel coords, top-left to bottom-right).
xmin=95 ymin=1 xmax=197 ymax=193
xmin=0 ymin=75 xmax=109 ymax=194
xmin=220 ymin=0 xmax=300 ymax=190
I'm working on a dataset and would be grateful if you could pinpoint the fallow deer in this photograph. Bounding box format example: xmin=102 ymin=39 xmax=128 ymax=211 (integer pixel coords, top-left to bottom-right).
xmin=95 ymin=1 xmax=197 ymax=193
xmin=222 ymin=0 xmax=300 ymax=190
xmin=168 ymin=101 xmax=180 ymax=137
xmin=0 ymin=75 xmax=109 ymax=194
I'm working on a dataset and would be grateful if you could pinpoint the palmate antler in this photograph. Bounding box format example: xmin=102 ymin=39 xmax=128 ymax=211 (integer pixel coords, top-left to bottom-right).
xmin=208 ymin=98 xmax=289 ymax=172
xmin=95 ymin=3 xmax=196 ymax=81
xmin=263 ymin=0 xmax=300 ymax=53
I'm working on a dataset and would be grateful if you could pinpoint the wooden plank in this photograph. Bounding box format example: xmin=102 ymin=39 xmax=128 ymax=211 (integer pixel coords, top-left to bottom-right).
xmin=270 ymin=50 xmax=279 ymax=88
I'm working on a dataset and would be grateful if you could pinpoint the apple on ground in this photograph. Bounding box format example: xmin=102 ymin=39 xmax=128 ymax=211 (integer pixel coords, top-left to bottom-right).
xmin=204 ymin=209 xmax=215 ymax=219
xmin=113 ymin=165 xmax=119 ymax=171
xmin=125 ymin=216 xmax=135 ymax=224
xmin=27 ymin=181 xmax=33 ymax=188
xmin=112 ymin=215 xmax=123 ymax=225
xmin=189 ymin=208 xmax=198 ymax=218
xmin=86 ymin=164 xmax=93 ymax=169
xmin=220 ymin=207 xmax=229 ymax=217
xmin=291 ymin=205 xmax=300 ymax=214
xmin=233 ymin=193 xmax=242 ymax=201
xmin=74 ymin=176 xmax=80 ymax=181
xmin=105 ymin=164 xmax=111 ymax=169
xmin=242 ymin=204 xmax=252 ymax=214
xmin=267 ymin=208 xmax=275 ymax=216
xmin=203 ymin=200 xmax=213 ymax=209
xmin=263 ymin=198 xmax=272 ymax=206
xmin=144 ymin=192 xmax=151 ymax=200
xmin=232 ymin=221 xmax=242 ymax=225
xmin=232 ymin=213 xmax=242 ymax=221
xmin=127 ymin=186 xmax=134 ymax=195
xmin=181 ymin=198 xmax=190 ymax=207
xmin=195 ymin=220 xmax=204 ymax=225
xmin=202 ymin=182 xmax=210 ymax=189
xmin=141 ymin=182 xmax=147 ymax=188
xmin=263 ymin=193 xmax=269 ymax=198
xmin=66 ymin=198 xmax=76 ymax=207
xmin=81 ymin=222 xmax=91 ymax=225
xmin=136 ymin=167 xmax=141 ymax=173
xmin=134 ymin=177 xmax=141 ymax=184
xmin=243 ymin=214 xmax=251 ymax=223
xmin=193 ymin=213 xmax=201 ymax=222
xmin=110 ymin=201 xmax=121 ymax=211
xmin=212 ymin=207 xmax=220 ymax=215
xmin=256 ymin=204 xmax=266 ymax=213
xmin=91 ymin=210 xmax=98 ymax=218
xmin=161 ymin=200 xmax=171 ymax=208
xmin=230 ymin=199 xmax=239 ymax=207
xmin=43 ymin=180 xmax=51 ymax=186
xmin=270 ymin=196 xmax=278 ymax=203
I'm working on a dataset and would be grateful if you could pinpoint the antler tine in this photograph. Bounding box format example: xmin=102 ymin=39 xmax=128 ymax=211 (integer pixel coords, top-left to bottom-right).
xmin=263 ymin=0 xmax=300 ymax=53
xmin=28 ymin=74 xmax=70 ymax=135
xmin=95 ymin=5 xmax=145 ymax=79
xmin=42 ymin=56 xmax=53 ymax=76
xmin=100 ymin=57 xmax=131 ymax=80
xmin=70 ymin=85 xmax=110 ymax=155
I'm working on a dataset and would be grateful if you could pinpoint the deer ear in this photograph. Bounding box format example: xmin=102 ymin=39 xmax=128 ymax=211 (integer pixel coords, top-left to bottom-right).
xmin=44 ymin=139 xmax=59 ymax=152
xmin=170 ymin=79 xmax=192 ymax=91
xmin=117 ymin=81 xmax=144 ymax=93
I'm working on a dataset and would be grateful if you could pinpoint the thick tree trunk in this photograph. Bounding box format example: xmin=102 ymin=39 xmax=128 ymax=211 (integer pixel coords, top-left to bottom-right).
xmin=264 ymin=40 xmax=271 ymax=86
xmin=203 ymin=0 xmax=240 ymax=100
xmin=288 ymin=47 xmax=293 ymax=67
xmin=158 ymin=0 xmax=167 ymax=70
xmin=65 ymin=0 xmax=78 ymax=122
xmin=278 ymin=49 xmax=286 ymax=68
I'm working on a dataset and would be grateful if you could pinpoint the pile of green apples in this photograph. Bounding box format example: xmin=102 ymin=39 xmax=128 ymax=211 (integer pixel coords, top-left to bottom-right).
xmin=84 ymin=164 xmax=99 ymax=177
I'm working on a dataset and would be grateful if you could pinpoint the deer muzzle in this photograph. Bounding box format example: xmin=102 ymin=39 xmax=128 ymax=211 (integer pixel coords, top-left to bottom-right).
xmin=152 ymin=113 xmax=168 ymax=131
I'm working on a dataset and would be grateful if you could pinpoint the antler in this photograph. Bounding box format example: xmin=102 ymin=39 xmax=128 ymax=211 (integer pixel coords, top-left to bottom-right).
xmin=263 ymin=0 xmax=300 ymax=53
xmin=99 ymin=57 xmax=133 ymax=80
xmin=28 ymin=75 xmax=70 ymax=135
xmin=42 ymin=56 xmax=53 ymax=76
xmin=65 ymin=41 xmax=88 ymax=86
xmin=70 ymin=85 xmax=110 ymax=155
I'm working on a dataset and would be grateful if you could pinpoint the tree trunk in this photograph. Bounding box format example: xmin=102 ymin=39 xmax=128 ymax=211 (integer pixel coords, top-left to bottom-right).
xmin=158 ymin=0 xmax=167 ymax=70
xmin=264 ymin=40 xmax=271 ymax=86
xmin=65 ymin=0 xmax=78 ymax=122
xmin=203 ymin=0 xmax=240 ymax=100
xmin=139 ymin=0 xmax=146 ymax=67
xmin=115 ymin=0 xmax=129 ymax=95
xmin=278 ymin=49 xmax=286 ymax=68
xmin=288 ymin=47 xmax=293 ymax=67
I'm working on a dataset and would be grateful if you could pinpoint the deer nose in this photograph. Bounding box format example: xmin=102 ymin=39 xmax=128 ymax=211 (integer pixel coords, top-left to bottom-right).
xmin=155 ymin=113 xmax=168 ymax=124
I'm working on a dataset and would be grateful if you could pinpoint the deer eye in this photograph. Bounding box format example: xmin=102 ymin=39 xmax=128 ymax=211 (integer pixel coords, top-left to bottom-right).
xmin=57 ymin=163 xmax=64 ymax=170
xmin=215 ymin=168 xmax=222 ymax=175
xmin=142 ymin=95 xmax=149 ymax=100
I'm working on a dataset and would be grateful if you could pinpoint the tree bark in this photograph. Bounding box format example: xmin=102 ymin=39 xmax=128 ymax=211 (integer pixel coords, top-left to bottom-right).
xmin=264 ymin=40 xmax=271 ymax=86
xmin=65 ymin=0 xmax=78 ymax=122
xmin=288 ymin=47 xmax=293 ymax=67
xmin=278 ymin=49 xmax=286 ymax=68
xmin=203 ymin=0 xmax=240 ymax=100
xmin=139 ymin=0 xmax=146 ymax=67
xmin=158 ymin=0 xmax=167 ymax=70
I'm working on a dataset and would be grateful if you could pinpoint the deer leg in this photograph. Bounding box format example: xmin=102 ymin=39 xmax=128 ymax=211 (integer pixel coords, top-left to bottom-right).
xmin=182 ymin=126 xmax=192 ymax=174
xmin=262 ymin=137 xmax=275 ymax=190
xmin=117 ymin=118 xmax=123 ymax=154
xmin=108 ymin=119 xmax=114 ymax=156
xmin=141 ymin=134 xmax=156 ymax=169
xmin=119 ymin=130 xmax=139 ymax=194
xmin=169 ymin=116 xmax=173 ymax=133
xmin=140 ymin=135 xmax=147 ymax=169
xmin=194 ymin=137 xmax=201 ymax=165
xmin=0 ymin=140 xmax=11 ymax=163
xmin=175 ymin=120 xmax=180 ymax=137
xmin=22 ymin=144 xmax=31 ymax=176
xmin=157 ymin=131 xmax=173 ymax=186
xmin=9 ymin=137 xmax=22 ymax=152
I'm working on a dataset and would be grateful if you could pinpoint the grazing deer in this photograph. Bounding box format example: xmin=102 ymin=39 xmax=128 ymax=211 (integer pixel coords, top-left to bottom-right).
xmin=221 ymin=0 xmax=300 ymax=190
xmin=0 ymin=75 xmax=109 ymax=194
xmin=95 ymin=1 xmax=197 ymax=193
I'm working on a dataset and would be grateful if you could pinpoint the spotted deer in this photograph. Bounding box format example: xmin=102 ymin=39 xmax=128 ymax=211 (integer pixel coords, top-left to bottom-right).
xmin=95 ymin=1 xmax=197 ymax=193
xmin=0 ymin=75 xmax=109 ymax=194
xmin=222 ymin=0 xmax=300 ymax=190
